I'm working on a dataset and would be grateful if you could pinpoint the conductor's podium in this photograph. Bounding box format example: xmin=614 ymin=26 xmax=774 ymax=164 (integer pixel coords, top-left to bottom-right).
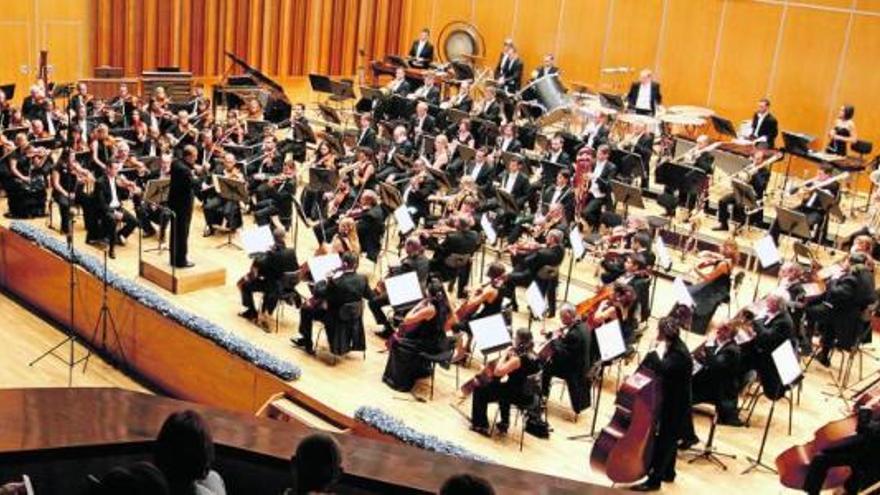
xmin=139 ymin=251 xmax=226 ymax=294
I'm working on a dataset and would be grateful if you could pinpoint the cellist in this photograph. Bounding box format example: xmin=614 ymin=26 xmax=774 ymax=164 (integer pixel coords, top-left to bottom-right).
xmin=631 ymin=315 xmax=694 ymax=492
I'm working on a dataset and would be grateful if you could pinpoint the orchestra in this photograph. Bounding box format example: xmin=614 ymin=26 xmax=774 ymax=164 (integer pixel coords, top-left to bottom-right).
xmin=1 ymin=30 xmax=878 ymax=493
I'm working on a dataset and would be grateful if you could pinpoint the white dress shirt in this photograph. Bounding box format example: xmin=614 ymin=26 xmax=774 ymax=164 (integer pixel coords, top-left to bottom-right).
xmin=636 ymin=82 xmax=652 ymax=111
xmin=590 ymin=161 xmax=608 ymax=197
xmin=504 ymin=172 xmax=518 ymax=193
xmin=108 ymin=178 xmax=120 ymax=209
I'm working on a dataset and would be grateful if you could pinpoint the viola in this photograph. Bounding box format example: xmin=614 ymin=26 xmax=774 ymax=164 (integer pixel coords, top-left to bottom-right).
xmin=575 ymin=285 xmax=613 ymax=319
xmin=775 ymin=381 xmax=880 ymax=491
xmin=590 ymin=364 xmax=662 ymax=483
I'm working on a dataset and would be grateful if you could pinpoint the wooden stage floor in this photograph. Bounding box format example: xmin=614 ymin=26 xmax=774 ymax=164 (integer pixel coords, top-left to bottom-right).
xmin=4 ymin=192 xmax=878 ymax=495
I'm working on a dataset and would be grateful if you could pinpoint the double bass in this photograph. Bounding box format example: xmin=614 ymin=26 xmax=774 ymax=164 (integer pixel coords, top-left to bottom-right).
xmin=590 ymin=364 xmax=662 ymax=483
xmin=775 ymin=381 xmax=880 ymax=491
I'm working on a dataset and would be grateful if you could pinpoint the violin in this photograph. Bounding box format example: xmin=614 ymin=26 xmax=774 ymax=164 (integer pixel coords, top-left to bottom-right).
xmin=775 ymin=381 xmax=880 ymax=491
xmin=453 ymin=274 xmax=508 ymax=325
xmin=459 ymin=344 xmax=526 ymax=397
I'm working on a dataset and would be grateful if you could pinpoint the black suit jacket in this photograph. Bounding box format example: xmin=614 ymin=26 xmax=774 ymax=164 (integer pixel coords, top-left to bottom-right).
xmin=584 ymin=124 xmax=610 ymax=149
xmin=356 ymin=127 xmax=377 ymax=150
xmin=410 ymin=114 xmax=436 ymax=137
xmin=408 ymin=40 xmax=434 ymax=65
xmin=259 ymin=247 xmax=299 ymax=283
xmin=626 ymin=81 xmax=662 ymax=114
xmin=525 ymin=245 xmax=565 ymax=275
xmin=498 ymin=171 xmax=530 ymax=207
xmin=750 ymin=112 xmax=779 ymax=148
xmin=541 ymin=185 xmax=575 ymax=219
xmin=533 ymin=66 xmax=559 ymax=80
xmin=436 ymin=230 xmax=480 ymax=258
xmin=464 ymin=161 xmax=494 ymax=189
xmin=399 ymin=253 xmax=431 ymax=286
xmin=694 ymin=340 xmax=741 ymax=407
xmin=451 ymin=94 xmax=473 ymax=113
xmin=357 ymin=205 xmax=386 ymax=260
xmin=414 ymin=85 xmax=441 ymax=106
xmin=168 ymin=160 xmax=195 ymax=212
xmin=642 ymin=336 xmax=693 ymax=434
xmin=752 ymin=311 xmax=795 ymax=399
xmin=590 ymin=160 xmax=618 ymax=196
xmin=498 ymin=137 xmax=522 ymax=154
xmin=478 ymin=100 xmax=502 ymax=125
xmin=546 ymin=150 xmax=572 ymax=167
xmin=389 ymin=79 xmax=411 ymax=97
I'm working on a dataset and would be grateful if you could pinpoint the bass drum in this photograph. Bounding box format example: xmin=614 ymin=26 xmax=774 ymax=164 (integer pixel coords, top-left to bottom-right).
xmin=520 ymin=74 xmax=571 ymax=116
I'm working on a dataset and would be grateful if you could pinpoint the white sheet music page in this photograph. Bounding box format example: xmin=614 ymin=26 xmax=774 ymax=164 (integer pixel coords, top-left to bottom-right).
xmin=385 ymin=271 xmax=423 ymax=306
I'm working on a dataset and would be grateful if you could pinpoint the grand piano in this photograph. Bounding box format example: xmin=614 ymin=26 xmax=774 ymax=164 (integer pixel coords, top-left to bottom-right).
xmin=213 ymin=52 xmax=292 ymax=124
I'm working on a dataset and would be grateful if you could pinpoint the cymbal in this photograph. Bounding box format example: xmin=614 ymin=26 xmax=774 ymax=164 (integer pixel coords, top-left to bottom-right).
xmin=666 ymin=105 xmax=715 ymax=118
xmin=660 ymin=114 xmax=706 ymax=126
xmin=616 ymin=113 xmax=659 ymax=126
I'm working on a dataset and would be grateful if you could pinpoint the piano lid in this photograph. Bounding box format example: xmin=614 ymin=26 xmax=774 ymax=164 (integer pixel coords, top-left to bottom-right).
xmin=224 ymin=51 xmax=290 ymax=104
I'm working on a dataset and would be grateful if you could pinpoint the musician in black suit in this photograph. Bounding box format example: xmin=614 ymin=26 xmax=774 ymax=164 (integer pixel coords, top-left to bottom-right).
xmin=540 ymin=169 xmax=575 ymax=221
xmin=168 ymin=146 xmax=197 ymax=268
xmin=617 ymin=253 xmax=654 ymax=325
xmin=504 ymin=229 xmax=565 ymax=316
xmin=626 ymin=122 xmax=655 ymax=188
xmin=626 ymin=69 xmax=662 ymax=116
xmin=540 ymin=303 xmax=593 ymax=414
xmin=811 ymin=253 xmax=876 ymax=367
xmin=387 ymin=67 xmax=411 ymax=97
xmin=746 ymin=294 xmax=795 ymax=401
xmin=408 ymin=72 xmax=441 ymax=106
xmin=355 ymin=113 xmax=377 ymax=150
xmin=494 ymin=44 xmax=523 ymax=93
xmin=531 ymin=53 xmax=559 ymax=81
xmin=681 ymin=323 xmax=743 ymax=447
xmin=292 ymin=252 xmax=371 ymax=356
xmin=496 ymin=123 xmax=522 ymax=155
xmin=463 ymin=147 xmax=495 ymax=193
xmin=601 ymin=233 xmax=655 ymax=284
xmin=496 ymin=156 xmax=531 ymax=208
xmin=408 ymin=28 xmax=434 ymax=68
xmin=409 ymin=101 xmax=435 ymax=141
xmin=749 ymin=98 xmax=779 ymax=148
xmin=474 ymin=86 xmax=502 ymax=125
xmin=355 ymin=190 xmax=386 ymax=262
xmin=370 ymin=236 xmax=431 ymax=338
xmin=768 ymin=163 xmax=840 ymax=245
xmin=713 ymin=147 xmax=773 ymax=231
xmin=376 ymin=125 xmax=414 ymax=182
xmin=94 ymin=161 xmax=139 ymax=259
xmin=546 ymin=135 xmax=572 ymax=167
xmin=400 ymin=164 xmax=435 ymax=227
xmin=237 ymin=228 xmax=299 ymax=322
xmin=582 ymin=112 xmax=611 ymax=150
xmin=582 ymin=144 xmax=617 ymax=230
xmin=444 ymin=79 xmax=473 ymax=113
xmin=632 ymin=316 xmax=693 ymax=492
xmin=428 ymin=215 xmax=481 ymax=298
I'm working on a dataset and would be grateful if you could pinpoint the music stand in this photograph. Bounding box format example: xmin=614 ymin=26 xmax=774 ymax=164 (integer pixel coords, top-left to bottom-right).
xmin=539 ymin=160 xmax=565 ymax=187
xmin=495 ymin=189 xmax=519 ymax=214
xmin=569 ymin=320 xmax=626 ymax=441
xmin=308 ymin=73 xmax=333 ymax=94
xmin=731 ymin=179 xmax=760 ymax=232
xmin=142 ymin=179 xmax=171 ymax=253
xmin=599 ymin=93 xmax=625 ymax=112
xmin=329 ymin=80 xmax=355 ymax=102
xmin=445 ymin=108 xmax=469 ymax=125
xmin=781 ymin=132 xmax=815 ymax=193
xmin=773 ymin=207 xmax=812 ymax=248
xmin=610 ymin=180 xmax=645 ymax=217
xmin=457 ymin=145 xmax=476 ymax=162
xmin=424 ymin=166 xmax=451 ymax=191
xmin=655 ymin=161 xmax=706 ymax=213
xmin=214 ymin=176 xmax=249 ymax=249
xmin=308 ymin=168 xmax=339 ymax=193
xmin=359 ymin=85 xmax=385 ymax=102
xmin=318 ymin=104 xmax=342 ymax=126
xmin=377 ymin=182 xmax=402 ymax=210
xmin=710 ymin=115 xmax=738 ymax=139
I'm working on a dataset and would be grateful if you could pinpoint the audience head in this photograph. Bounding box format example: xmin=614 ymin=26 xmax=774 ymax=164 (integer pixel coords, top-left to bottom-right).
xmin=154 ymin=410 xmax=215 ymax=486
xmin=439 ymin=474 xmax=495 ymax=495
xmin=92 ymin=462 xmax=169 ymax=495
xmin=291 ymin=433 xmax=343 ymax=494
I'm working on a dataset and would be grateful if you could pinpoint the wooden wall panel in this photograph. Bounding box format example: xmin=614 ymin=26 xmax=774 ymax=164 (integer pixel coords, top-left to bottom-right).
xmin=603 ymin=0 xmax=665 ymax=73
xmin=556 ymin=0 xmax=610 ymax=86
xmin=834 ymin=15 xmax=880 ymax=150
xmin=92 ymin=0 xmax=406 ymax=80
xmin=512 ymin=0 xmax=562 ymax=72
xmin=769 ymin=6 xmax=848 ymax=141
xmin=473 ymin=0 xmax=515 ymax=68
xmin=857 ymin=0 xmax=880 ymax=12
xmin=657 ymin=0 xmax=724 ymax=106
xmin=708 ymin=1 xmax=782 ymax=125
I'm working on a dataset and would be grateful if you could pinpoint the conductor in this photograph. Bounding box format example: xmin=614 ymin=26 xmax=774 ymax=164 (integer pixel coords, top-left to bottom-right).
xmin=168 ymin=145 xmax=197 ymax=268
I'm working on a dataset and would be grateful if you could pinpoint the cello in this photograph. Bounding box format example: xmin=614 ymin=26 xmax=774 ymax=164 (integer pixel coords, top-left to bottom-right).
xmin=775 ymin=381 xmax=880 ymax=491
xmin=589 ymin=364 xmax=662 ymax=483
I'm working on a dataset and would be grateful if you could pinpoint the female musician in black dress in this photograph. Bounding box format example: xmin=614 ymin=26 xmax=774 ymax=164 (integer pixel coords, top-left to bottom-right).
xmin=688 ymin=239 xmax=738 ymax=335
xmin=382 ymin=278 xmax=452 ymax=393
xmin=825 ymin=104 xmax=857 ymax=156
xmin=469 ymin=327 xmax=540 ymax=436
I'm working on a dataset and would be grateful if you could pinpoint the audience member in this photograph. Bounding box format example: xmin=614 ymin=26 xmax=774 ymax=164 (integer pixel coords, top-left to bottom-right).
xmin=154 ymin=410 xmax=227 ymax=495
xmin=287 ymin=433 xmax=344 ymax=495
xmin=439 ymin=474 xmax=495 ymax=495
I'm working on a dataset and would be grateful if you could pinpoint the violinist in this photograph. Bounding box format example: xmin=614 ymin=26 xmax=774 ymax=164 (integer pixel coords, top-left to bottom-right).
xmin=581 ymin=144 xmax=617 ymax=231
xmin=370 ymin=236 xmax=431 ymax=338
xmin=681 ymin=322 xmax=744 ymax=449
xmin=68 ymin=82 xmax=93 ymax=117
xmin=238 ymin=227 xmax=299 ymax=325
xmin=600 ymin=229 xmax=654 ymax=284
xmin=617 ymin=253 xmax=654 ymax=326
xmin=6 ymin=141 xmax=50 ymax=219
xmin=503 ymin=229 xmax=565 ymax=317
xmin=713 ymin=147 xmax=772 ymax=231
xmin=428 ymin=214 xmax=481 ymax=299
xmin=28 ymin=118 xmax=51 ymax=141
xmin=687 ymin=239 xmax=738 ymax=335
xmin=462 ymin=146 xmax=494 ymax=194
xmin=408 ymin=72 xmax=441 ymax=106
xmin=94 ymin=160 xmax=139 ymax=259
xmin=769 ymin=163 xmax=840 ymax=244
xmin=69 ymin=126 xmax=91 ymax=154
xmin=321 ymin=216 xmax=361 ymax=257
xmin=401 ymin=163 xmax=435 ymax=226
xmin=450 ymin=262 xmax=509 ymax=362
xmin=376 ymin=125 xmax=413 ymax=182
xmin=808 ymin=252 xmax=876 ymax=368
xmin=539 ymin=303 xmax=592 ymax=414
xmin=202 ymin=152 xmax=244 ymax=237
xmin=90 ymin=124 xmax=114 ymax=174
xmin=747 ymin=293 xmax=795 ymax=400
xmin=22 ymin=84 xmax=47 ymax=122
xmin=586 ymin=282 xmax=639 ymax=342
xmin=469 ymin=327 xmax=540 ymax=436
xmin=382 ymin=277 xmax=452 ymax=393
xmin=631 ymin=316 xmax=693 ymax=492
xmin=253 ymin=156 xmax=297 ymax=230
xmin=292 ymin=252 xmax=371 ymax=356
xmin=352 ymin=190 xmax=386 ymax=262
xmin=51 ymin=150 xmax=82 ymax=235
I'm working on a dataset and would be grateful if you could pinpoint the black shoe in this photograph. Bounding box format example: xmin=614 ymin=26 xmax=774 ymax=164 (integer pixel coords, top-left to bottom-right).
xmin=238 ymin=309 xmax=258 ymax=321
xmin=291 ymin=337 xmax=314 ymax=354
xmin=470 ymin=425 xmax=491 ymax=437
xmin=661 ymin=472 xmax=676 ymax=483
xmin=108 ymin=248 xmax=116 ymax=259
xmin=817 ymin=349 xmax=831 ymax=368
xmin=678 ymin=435 xmax=699 ymax=450
xmin=631 ymin=481 xmax=661 ymax=492
xmin=712 ymin=223 xmax=728 ymax=231
xmin=496 ymin=422 xmax=509 ymax=435
xmin=179 ymin=261 xmax=195 ymax=269
xmin=719 ymin=417 xmax=745 ymax=427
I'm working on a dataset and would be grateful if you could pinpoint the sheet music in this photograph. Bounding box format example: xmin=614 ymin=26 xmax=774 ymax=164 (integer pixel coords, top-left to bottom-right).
xmin=469 ymin=313 xmax=511 ymax=354
xmin=771 ymin=340 xmax=802 ymax=387
xmin=755 ymin=235 xmax=781 ymax=268
xmin=594 ymin=319 xmax=626 ymax=362
xmin=309 ymin=253 xmax=342 ymax=282
xmin=480 ymin=214 xmax=497 ymax=245
xmin=385 ymin=271 xmax=423 ymax=307
xmin=239 ymin=225 xmax=274 ymax=255
xmin=393 ymin=206 xmax=415 ymax=234
xmin=654 ymin=236 xmax=672 ymax=270
xmin=526 ymin=281 xmax=547 ymax=318
xmin=674 ymin=277 xmax=695 ymax=307
xmin=569 ymin=227 xmax=585 ymax=260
